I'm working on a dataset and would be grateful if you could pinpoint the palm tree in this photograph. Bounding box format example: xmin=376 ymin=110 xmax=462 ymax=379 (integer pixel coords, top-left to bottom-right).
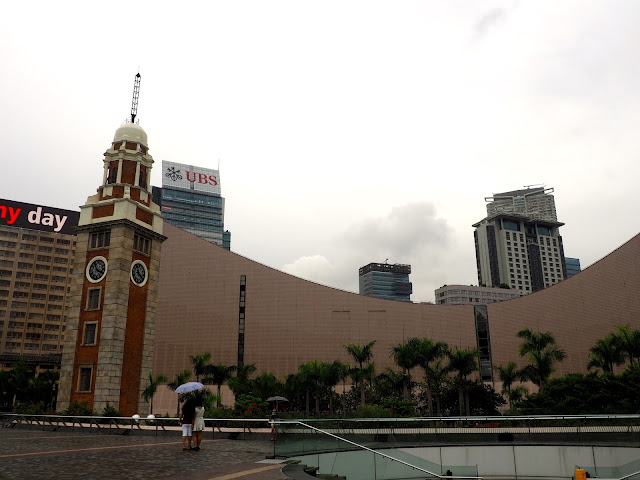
xmin=298 ymin=361 xmax=323 ymax=416
xmin=284 ymin=373 xmax=303 ymax=412
xmin=508 ymin=385 xmax=528 ymax=407
xmin=344 ymin=340 xmax=376 ymax=406
xmin=335 ymin=360 xmax=351 ymax=397
xmin=167 ymin=370 xmax=192 ymax=417
xmin=9 ymin=359 xmax=34 ymax=406
xmin=322 ymin=361 xmax=343 ymax=415
xmin=493 ymin=361 xmax=521 ymax=409
xmin=614 ymin=325 xmax=640 ymax=367
xmin=203 ymin=363 xmax=237 ymax=407
xmin=390 ymin=337 xmax=422 ymax=401
xmin=228 ymin=363 xmax=257 ymax=397
xmin=427 ymin=359 xmax=449 ymax=416
xmin=517 ymin=329 xmax=566 ymax=392
xmin=142 ymin=372 xmax=168 ymax=415
xmin=189 ymin=353 xmax=211 ymax=382
xmin=251 ymin=372 xmax=283 ymax=402
xmin=375 ymin=368 xmax=405 ymax=399
xmin=417 ymin=338 xmax=448 ymax=416
xmin=447 ymin=347 xmax=480 ymax=416
xmin=588 ymin=334 xmax=625 ymax=374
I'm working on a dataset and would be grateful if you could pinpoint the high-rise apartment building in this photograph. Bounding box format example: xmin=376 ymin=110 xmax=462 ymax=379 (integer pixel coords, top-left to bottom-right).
xmin=152 ymin=161 xmax=231 ymax=250
xmin=473 ymin=187 xmax=567 ymax=295
xmin=0 ymin=199 xmax=79 ymax=371
xmin=358 ymin=262 xmax=412 ymax=302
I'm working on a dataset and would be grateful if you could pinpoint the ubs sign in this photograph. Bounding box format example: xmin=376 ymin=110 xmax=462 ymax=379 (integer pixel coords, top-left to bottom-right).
xmin=0 ymin=198 xmax=80 ymax=235
xmin=162 ymin=161 xmax=221 ymax=195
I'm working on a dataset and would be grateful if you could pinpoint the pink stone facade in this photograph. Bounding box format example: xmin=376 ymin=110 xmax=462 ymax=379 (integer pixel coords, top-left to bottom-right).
xmin=154 ymin=223 xmax=640 ymax=384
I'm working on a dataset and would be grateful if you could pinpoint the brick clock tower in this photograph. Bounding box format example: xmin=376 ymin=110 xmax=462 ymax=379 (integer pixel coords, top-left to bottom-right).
xmin=57 ymin=118 xmax=165 ymax=416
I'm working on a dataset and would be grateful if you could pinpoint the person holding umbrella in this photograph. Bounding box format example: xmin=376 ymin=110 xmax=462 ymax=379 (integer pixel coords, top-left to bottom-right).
xmin=180 ymin=398 xmax=196 ymax=451
xmin=266 ymin=396 xmax=288 ymax=441
xmin=175 ymin=382 xmax=203 ymax=451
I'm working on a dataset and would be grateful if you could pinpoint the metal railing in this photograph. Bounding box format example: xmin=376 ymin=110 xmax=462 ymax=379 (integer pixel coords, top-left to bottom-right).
xmin=1 ymin=413 xmax=269 ymax=439
xmin=279 ymin=420 xmax=482 ymax=480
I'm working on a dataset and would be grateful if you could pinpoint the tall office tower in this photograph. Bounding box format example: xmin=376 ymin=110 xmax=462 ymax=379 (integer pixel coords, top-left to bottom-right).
xmin=57 ymin=119 xmax=165 ymax=416
xmin=565 ymin=257 xmax=581 ymax=277
xmin=486 ymin=186 xmax=557 ymax=222
xmin=358 ymin=262 xmax=412 ymax=302
xmin=0 ymin=199 xmax=79 ymax=373
xmin=152 ymin=161 xmax=231 ymax=250
xmin=473 ymin=187 xmax=567 ymax=295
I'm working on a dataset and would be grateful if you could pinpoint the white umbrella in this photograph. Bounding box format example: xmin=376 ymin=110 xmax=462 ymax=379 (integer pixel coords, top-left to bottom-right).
xmin=175 ymin=382 xmax=204 ymax=393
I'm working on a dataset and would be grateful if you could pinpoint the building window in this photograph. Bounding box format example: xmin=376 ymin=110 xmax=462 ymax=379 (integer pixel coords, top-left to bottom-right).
xmin=77 ymin=366 xmax=93 ymax=392
xmin=86 ymin=288 xmax=101 ymax=311
xmin=133 ymin=233 xmax=151 ymax=255
xmin=83 ymin=322 xmax=98 ymax=346
xmin=90 ymin=231 xmax=111 ymax=249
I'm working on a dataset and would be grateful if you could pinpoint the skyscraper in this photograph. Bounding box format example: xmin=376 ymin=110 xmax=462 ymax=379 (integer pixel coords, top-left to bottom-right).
xmin=152 ymin=161 xmax=231 ymax=250
xmin=358 ymin=262 xmax=412 ymax=302
xmin=565 ymin=257 xmax=581 ymax=277
xmin=473 ymin=187 xmax=567 ymax=295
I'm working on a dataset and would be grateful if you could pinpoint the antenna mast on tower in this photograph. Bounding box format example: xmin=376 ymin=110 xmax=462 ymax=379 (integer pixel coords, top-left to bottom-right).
xmin=130 ymin=73 xmax=141 ymax=123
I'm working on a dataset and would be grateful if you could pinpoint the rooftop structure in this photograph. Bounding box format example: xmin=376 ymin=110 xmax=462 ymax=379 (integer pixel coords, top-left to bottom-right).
xmin=358 ymin=262 xmax=412 ymax=302
xmin=486 ymin=186 xmax=557 ymax=222
xmin=435 ymin=284 xmax=520 ymax=305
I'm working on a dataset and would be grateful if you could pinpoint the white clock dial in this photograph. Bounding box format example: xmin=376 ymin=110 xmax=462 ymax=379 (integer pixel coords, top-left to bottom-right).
xmin=130 ymin=260 xmax=148 ymax=287
xmin=86 ymin=257 xmax=108 ymax=283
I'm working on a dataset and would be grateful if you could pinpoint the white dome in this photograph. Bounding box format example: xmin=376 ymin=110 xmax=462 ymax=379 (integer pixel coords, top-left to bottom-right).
xmin=114 ymin=122 xmax=148 ymax=146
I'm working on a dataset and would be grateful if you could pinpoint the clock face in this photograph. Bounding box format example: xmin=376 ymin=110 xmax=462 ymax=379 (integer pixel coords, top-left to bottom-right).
xmin=86 ymin=257 xmax=108 ymax=283
xmin=131 ymin=261 xmax=148 ymax=287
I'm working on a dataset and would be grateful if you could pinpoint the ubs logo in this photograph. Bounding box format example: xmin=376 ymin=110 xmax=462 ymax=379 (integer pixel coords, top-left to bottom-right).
xmin=165 ymin=167 xmax=218 ymax=186
xmin=165 ymin=167 xmax=183 ymax=181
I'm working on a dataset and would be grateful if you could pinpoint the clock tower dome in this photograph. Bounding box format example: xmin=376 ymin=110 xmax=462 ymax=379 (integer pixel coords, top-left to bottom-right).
xmin=57 ymin=78 xmax=165 ymax=415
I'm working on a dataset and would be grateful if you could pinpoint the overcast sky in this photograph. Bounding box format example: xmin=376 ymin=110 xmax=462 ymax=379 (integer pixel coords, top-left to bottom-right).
xmin=1 ymin=1 xmax=639 ymax=302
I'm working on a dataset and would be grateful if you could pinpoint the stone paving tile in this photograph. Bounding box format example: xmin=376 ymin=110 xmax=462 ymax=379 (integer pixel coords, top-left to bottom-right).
xmin=0 ymin=429 xmax=289 ymax=480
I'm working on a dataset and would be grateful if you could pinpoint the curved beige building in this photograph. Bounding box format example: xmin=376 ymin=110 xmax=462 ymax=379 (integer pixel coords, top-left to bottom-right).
xmin=153 ymin=222 xmax=640 ymax=383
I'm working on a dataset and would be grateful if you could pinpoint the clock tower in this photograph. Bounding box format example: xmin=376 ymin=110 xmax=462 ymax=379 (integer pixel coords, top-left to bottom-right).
xmin=57 ymin=109 xmax=165 ymax=415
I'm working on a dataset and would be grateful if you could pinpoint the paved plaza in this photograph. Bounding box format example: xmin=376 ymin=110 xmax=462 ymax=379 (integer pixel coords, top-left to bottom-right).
xmin=0 ymin=428 xmax=289 ymax=480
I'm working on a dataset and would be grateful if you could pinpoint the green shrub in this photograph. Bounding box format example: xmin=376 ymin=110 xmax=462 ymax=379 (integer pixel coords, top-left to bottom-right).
xmin=61 ymin=401 xmax=96 ymax=417
xmin=14 ymin=402 xmax=46 ymax=415
xmin=380 ymin=398 xmax=417 ymax=417
xmin=234 ymin=394 xmax=268 ymax=418
xmin=355 ymin=405 xmax=394 ymax=418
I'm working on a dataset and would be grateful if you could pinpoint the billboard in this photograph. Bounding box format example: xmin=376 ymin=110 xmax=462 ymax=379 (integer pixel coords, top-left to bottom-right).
xmin=0 ymin=198 xmax=80 ymax=235
xmin=161 ymin=161 xmax=221 ymax=195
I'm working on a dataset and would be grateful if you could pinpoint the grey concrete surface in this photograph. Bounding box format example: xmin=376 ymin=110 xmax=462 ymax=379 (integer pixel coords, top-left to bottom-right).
xmin=0 ymin=428 xmax=290 ymax=480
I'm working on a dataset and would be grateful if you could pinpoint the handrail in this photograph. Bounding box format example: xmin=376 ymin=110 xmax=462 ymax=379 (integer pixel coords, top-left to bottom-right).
xmin=617 ymin=470 xmax=640 ymax=480
xmin=292 ymin=420 xmax=482 ymax=480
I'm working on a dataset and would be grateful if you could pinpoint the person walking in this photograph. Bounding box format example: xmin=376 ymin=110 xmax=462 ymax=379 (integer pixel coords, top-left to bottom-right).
xmin=192 ymin=398 xmax=205 ymax=451
xmin=180 ymin=398 xmax=196 ymax=451
xmin=269 ymin=406 xmax=278 ymax=441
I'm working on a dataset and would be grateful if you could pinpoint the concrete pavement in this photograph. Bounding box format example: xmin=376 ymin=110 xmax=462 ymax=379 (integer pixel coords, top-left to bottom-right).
xmin=0 ymin=428 xmax=290 ymax=480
